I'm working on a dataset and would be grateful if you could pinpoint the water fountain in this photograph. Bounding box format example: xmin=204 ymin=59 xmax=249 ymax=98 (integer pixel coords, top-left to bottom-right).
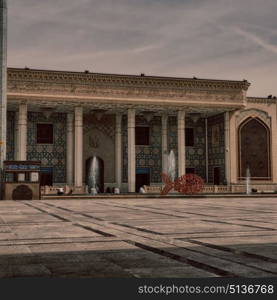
xmin=139 ymin=186 xmax=146 ymax=194
xmin=246 ymin=166 xmax=251 ymax=195
xmin=86 ymin=156 xmax=104 ymax=194
xmin=167 ymin=150 xmax=176 ymax=181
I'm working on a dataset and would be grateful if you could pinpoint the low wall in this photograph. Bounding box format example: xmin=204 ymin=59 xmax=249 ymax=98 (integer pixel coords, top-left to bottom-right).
xmin=41 ymin=185 xmax=87 ymax=196
xmin=143 ymin=184 xmax=277 ymax=194
xmin=41 ymin=183 xmax=277 ymax=195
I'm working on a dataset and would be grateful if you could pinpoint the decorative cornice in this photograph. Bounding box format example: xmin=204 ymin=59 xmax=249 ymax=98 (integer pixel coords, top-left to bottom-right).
xmin=7 ymin=68 xmax=250 ymax=92
xmin=247 ymin=97 xmax=277 ymax=104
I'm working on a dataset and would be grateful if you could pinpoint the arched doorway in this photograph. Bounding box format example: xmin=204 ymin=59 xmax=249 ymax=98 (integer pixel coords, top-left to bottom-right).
xmin=238 ymin=117 xmax=271 ymax=179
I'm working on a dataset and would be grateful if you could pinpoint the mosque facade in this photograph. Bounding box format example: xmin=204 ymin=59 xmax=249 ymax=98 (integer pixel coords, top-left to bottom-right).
xmin=5 ymin=67 xmax=277 ymax=193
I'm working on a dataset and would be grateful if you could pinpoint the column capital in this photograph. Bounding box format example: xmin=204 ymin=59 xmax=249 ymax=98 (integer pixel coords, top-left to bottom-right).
xmin=127 ymin=108 xmax=136 ymax=129
xmin=74 ymin=106 xmax=83 ymax=115
xmin=67 ymin=112 xmax=74 ymax=122
xmin=18 ymin=102 xmax=27 ymax=110
xmin=67 ymin=113 xmax=74 ymax=135
xmin=116 ymin=113 xmax=123 ymax=122
xmin=18 ymin=103 xmax=27 ymax=124
xmin=116 ymin=114 xmax=122 ymax=134
xmin=127 ymin=108 xmax=136 ymax=116
xmin=162 ymin=114 xmax=168 ymax=124
xmin=177 ymin=110 xmax=186 ymax=119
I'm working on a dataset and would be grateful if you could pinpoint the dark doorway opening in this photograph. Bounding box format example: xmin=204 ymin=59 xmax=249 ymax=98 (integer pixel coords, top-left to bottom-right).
xmin=136 ymin=168 xmax=150 ymax=192
xmin=213 ymin=167 xmax=220 ymax=185
xmin=40 ymin=167 xmax=53 ymax=186
xmin=186 ymin=168 xmax=195 ymax=174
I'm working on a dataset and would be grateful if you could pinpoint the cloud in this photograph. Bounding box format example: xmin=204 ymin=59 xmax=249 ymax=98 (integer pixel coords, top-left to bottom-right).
xmin=7 ymin=0 xmax=277 ymax=96
xmin=232 ymin=27 xmax=277 ymax=55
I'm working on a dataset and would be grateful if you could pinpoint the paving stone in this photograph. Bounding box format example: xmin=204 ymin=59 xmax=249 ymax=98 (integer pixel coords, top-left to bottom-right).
xmin=0 ymin=245 xmax=31 ymax=255
xmin=0 ymin=197 xmax=276 ymax=277
xmin=9 ymin=264 xmax=51 ymax=277
xmin=10 ymin=223 xmax=101 ymax=239
xmin=0 ymin=232 xmax=18 ymax=240
xmin=1 ymin=214 xmax=60 ymax=224
xmin=98 ymin=249 xmax=186 ymax=269
xmin=128 ymin=266 xmax=216 ymax=278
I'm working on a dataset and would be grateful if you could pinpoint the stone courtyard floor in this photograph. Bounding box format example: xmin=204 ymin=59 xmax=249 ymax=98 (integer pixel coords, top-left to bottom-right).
xmin=0 ymin=196 xmax=277 ymax=278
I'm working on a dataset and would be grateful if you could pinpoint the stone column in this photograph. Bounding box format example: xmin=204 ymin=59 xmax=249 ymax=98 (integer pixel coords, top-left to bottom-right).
xmin=177 ymin=110 xmax=186 ymax=177
xmin=17 ymin=103 xmax=27 ymax=161
xmin=0 ymin=0 xmax=7 ymax=173
xmin=14 ymin=112 xmax=18 ymax=160
xmin=161 ymin=114 xmax=168 ymax=173
xmin=74 ymin=107 xmax=83 ymax=187
xmin=229 ymin=111 xmax=238 ymax=184
xmin=66 ymin=113 xmax=74 ymax=185
xmin=115 ymin=114 xmax=122 ymax=189
xmin=224 ymin=112 xmax=231 ymax=185
xmin=205 ymin=117 xmax=209 ymax=183
xmin=128 ymin=109 xmax=136 ymax=192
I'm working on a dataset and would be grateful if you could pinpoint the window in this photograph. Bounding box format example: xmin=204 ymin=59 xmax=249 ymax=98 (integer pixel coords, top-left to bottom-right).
xmin=135 ymin=127 xmax=149 ymax=145
xmin=37 ymin=124 xmax=53 ymax=144
xmin=185 ymin=128 xmax=194 ymax=146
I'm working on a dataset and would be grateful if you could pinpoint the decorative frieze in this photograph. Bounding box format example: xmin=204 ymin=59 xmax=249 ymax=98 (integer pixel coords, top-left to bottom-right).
xmin=8 ymin=68 xmax=250 ymax=91
xmin=7 ymin=68 xmax=249 ymax=109
xmin=247 ymin=97 xmax=276 ymax=104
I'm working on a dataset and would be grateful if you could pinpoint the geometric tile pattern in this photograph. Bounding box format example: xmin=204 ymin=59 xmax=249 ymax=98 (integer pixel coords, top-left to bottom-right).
xmin=122 ymin=116 xmax=162 ymax=183
xmin=27 ymin=112 xmax=67 ymax=183
xmin=168 ymin=116 xmax=206 ymax=180
xmin=186 ymin=118 xmax=206 ymax=180
xmin=6 ymin=111 xmax=225 ymax=185
xmin=123 ymin=115 xmax=207 ymax=183
xmin=135 ymin=116 xmax=162 ymax=183
xmin=207 ymin=114 xmax=225 ymax=184
xmin=6 ymin=111 xmax=15 ymax=160
xmin=83 ymin=114 xmax=115 ymax=140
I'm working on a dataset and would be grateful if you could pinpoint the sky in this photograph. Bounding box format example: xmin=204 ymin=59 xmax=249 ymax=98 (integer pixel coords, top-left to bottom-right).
xmin=7 ymin=0 xmax=277 ymax=97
